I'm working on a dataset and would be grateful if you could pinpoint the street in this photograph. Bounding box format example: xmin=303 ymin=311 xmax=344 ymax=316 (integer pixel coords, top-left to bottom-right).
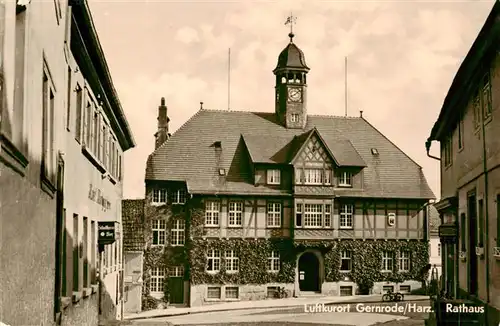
xmin=122 ymin=300 xmax=430 ymax=326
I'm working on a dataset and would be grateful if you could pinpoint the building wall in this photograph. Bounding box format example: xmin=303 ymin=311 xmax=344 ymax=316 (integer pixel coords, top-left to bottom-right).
xmin=439 ymin=50 xmax=500 ymax=322
xmin=0 ymin=1 xmax=97 ymax=325
xmin=124 ymin=252 xmax=144 ymax=313
xmin=61 ymin=44 xmax=125 ymax=321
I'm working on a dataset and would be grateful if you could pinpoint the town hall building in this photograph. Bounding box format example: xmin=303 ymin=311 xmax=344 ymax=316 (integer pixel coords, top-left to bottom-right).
xmin=138 ymin=30 xmax=435 ymax=308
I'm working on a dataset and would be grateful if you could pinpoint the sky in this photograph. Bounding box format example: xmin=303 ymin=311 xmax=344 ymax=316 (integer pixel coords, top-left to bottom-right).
xmin=87 ymin=0 xmax=495 ymax=200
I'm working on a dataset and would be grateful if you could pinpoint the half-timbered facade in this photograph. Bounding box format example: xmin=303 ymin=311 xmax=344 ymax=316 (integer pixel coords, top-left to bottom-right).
xmin=142 ymin=32 xmax=435 ymax=308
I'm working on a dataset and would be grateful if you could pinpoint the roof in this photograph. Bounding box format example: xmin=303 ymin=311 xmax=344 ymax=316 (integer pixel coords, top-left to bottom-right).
xmin=429 ymin=0 xmax=500 ymax=141
xmin=146 ymin=110 xmax=435 ymax=199
xmin=70 ymin=0 xmax=136 ymax=151
xmin=122 ymin=199 xmax=145 ymax=252
xmin=273 ymin=37 xmax=310 ymax=73
xmin=428 ymin=205 xmax=440 ymax=236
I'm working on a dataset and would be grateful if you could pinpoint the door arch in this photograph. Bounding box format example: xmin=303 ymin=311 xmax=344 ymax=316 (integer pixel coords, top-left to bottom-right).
xmin=298 ymin=252 xmax=320 ymax=292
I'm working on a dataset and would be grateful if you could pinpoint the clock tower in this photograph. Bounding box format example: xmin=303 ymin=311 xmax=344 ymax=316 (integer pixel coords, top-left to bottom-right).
xmin=273 ymin=26 xmax=310 ymax=129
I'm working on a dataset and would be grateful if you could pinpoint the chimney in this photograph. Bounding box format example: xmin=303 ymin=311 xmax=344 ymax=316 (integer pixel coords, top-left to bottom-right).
xmin=359 ymin=110 xmax=363 ymax=118
xmin=154 ymin=97 xmax=170 ymax=149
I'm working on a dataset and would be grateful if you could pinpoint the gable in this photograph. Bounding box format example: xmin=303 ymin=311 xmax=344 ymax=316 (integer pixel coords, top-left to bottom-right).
xmin=292 ymin=131 xmax=334 ymax=166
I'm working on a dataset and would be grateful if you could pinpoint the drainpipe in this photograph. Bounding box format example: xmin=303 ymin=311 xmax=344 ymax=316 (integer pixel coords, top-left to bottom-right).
xmin=425 ymin=139 xmax=441 ymax=161
xmin=480 ymin=93 xmax=490 ymax=322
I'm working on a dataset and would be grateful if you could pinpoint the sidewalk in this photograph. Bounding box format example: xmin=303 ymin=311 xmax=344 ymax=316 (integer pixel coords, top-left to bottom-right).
xmin=123 ymin=294 xmax=429 ymax=321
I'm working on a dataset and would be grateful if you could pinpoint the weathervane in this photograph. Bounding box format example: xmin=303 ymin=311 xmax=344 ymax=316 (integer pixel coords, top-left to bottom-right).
xmin=284 ymin=12 xmax=297 ymax=42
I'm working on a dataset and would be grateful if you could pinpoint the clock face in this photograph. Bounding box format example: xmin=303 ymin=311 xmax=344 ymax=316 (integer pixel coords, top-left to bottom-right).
xmin=288 ymin=87 xmax=302 ymax=102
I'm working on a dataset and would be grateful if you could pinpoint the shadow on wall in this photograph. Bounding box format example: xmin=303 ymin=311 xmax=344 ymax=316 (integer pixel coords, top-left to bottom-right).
xmin=101 ymin=277 xmax=118 ymax=321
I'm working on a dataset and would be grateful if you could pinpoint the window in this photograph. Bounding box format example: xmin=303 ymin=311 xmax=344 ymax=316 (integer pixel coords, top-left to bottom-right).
xmin=75 ymin=84 xmax=83 ymax=142
xmin=173 ymin=189 xmax=186 ymax=204
xmin=324 ymin=204 xmax=332 ymax=227
xmin=84 ymin=99 xmax=92 ymax=146
xmin=267 ymin=169 xmax=281 ymax=185
xmin=324 ymin=169 xmax=332 ymax=185
xmin=399 ymin=251 xmax=410 ymax=272
xmin=473 ymin=91 xmax=481 ymax=129
xmin=340 ymin=286 xmax=353 ymax=296
xmin=266 ymin=202 xmax=281 ymax=227
xmin=152 ymin=189 xmax=167 ymax=205
xmin=460 ymin=213 xmax=466 ymax=251
xmin=83 ymin=217 xmax=88 ymax=288
xmin=90 ymin=221 xmax=96 ymax=284
xmin=92 ymin=109 xmax=98 ymax=154
xmin=399 ymin=285 xmax=411 ymax=293
xmin=103 ymin=127 xmax=109 ymax=170
xmin=228 ymin=201 xmax=243 ymax=226
xmin=443 ymin=135 xmax=452 ymax=167
xmin=291 ymin=113 xmax=299 ymax=122
xmin=150 ymin=268 xmax=165 ymax=293
xmin=437 ymin=243 xmax=441 ymax=256
xmin=225 ymin=287 xmax=239 ymax=299
xmin=383 ymin=285 xmax=394 ymax=293
xmin=340 ymin=204 xmax=354 ymax=229
xmin=381 ymin=251 xmax=394 ymax=272
xmin=458 ymin=112 xmax=464 ymax=150
xmin=98 ymin=116 xmax=104 ymax=162
xmin=340 ymin=250 xmax=352 ymax=272
xmin=338 ymin=171 xmax=352 ymax=187
xmin=304 ymin=168 xmax=322 ymax=185
xmin=206 ymin=250 xmax=220 ymax=272
xmin=497 ymin=195 xmax=500 ymax=247
xmin=478 ymin=199 xmax=484 ymax=247
xmin=295 ymin=169 xmax=303 ymax=184
xmin=482 ymin=72 xmax=492 ymax=119
xmin=267 ymin=286 xmax=278 ymax=298
xmin=66 ymin=67 xmax=71 ymax=130
xmin=267 ymin=250 xmax=280 ymax=272
xmin=295 ymin=203 xmax=303 ymax=227
xmin=170 ymin=219 xmax=185 ymax=246
xmin=169 ymin=266 xmax=184 ymax=278
xmin=304 ymin=203 xmax=323 ymax=227
xmin=42 ymin=69 xmax=56 ymax=185
xmin=152 ymin=220 xmax=166 ymax=246
xmin=205 ymin=201 xmax=220 ymax=226
xmin=207 ymin=286 xmax=221 ymax=299
xmin=73 ymin=214 xmax=79 ymax=291
xmin=225 ymin=250 xmax=239 ymax=273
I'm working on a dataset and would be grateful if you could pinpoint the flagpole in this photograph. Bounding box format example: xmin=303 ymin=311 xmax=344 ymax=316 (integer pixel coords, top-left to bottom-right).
xmin=228 ymin=48 xmax=231 ymax=111
xmin=345 ymin=56 xmax=348 ymax=117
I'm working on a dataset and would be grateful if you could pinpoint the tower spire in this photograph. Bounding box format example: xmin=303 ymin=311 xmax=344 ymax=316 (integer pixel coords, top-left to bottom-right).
xmin=284 ymin=12 xmax=297 ymax=42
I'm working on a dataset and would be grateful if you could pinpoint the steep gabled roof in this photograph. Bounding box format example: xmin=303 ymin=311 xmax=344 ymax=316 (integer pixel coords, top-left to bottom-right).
xmin=428 ymin=204 xmax=441 ymax=236
xmin=146 ymin=110 xmax=435 ymax=199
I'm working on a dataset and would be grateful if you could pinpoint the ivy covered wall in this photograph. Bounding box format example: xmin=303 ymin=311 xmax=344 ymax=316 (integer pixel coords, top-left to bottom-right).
xmin=140 ymin=190 xmax=430 ymax=310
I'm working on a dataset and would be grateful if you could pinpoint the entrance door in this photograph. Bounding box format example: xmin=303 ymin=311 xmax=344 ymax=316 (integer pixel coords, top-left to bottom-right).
xmin=168 ymin=266 xmax=184 ymax=304
xmin=298 ymin=252 xmax=320 ymax=292
xmin=467 ymin=194 xmax=478 ymax=296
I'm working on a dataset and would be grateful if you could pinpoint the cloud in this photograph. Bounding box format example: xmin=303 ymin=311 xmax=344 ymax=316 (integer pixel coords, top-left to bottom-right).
xmin=175 ymin=26 xmax=200 ymax=45
xmin=89 ymin=0 xmax=494 ymax=199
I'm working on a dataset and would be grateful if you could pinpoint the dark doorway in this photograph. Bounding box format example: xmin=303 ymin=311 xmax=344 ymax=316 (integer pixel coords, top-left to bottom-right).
xmin=467 ymin=193 xmax=478 ymax=296
xmin=298 ymin=252 xmax=320 ymax=292
xmin=168 ymin=277 xmax=184 ymax=304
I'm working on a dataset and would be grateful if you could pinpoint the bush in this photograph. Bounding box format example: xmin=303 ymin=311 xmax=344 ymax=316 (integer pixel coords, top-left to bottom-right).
xmin=141 ymin=295 xmax=159 ymax=310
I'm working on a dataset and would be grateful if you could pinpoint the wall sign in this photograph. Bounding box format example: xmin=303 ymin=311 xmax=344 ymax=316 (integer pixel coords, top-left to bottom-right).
xmin=89 ymin=183 xmax=111 ymax=211
xmin=387 ymin=213 xmax=396 ymax=226
xmin=98 ymin=221 xmax=116 ymax=245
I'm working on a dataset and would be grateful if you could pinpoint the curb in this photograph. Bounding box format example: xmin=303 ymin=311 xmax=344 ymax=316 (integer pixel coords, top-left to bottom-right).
xmin=125 ymin=297 xmax=430 ymax=321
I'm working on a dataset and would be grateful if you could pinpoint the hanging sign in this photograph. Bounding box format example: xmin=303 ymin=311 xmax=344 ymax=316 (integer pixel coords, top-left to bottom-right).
xmin=98 ymin=221 xmax=116 ymax=245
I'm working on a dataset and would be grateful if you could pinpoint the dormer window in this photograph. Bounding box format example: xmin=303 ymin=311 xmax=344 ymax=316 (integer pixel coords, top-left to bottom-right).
xmin=291 ymin=114 xmax=299 ymax=122
xmin=338 ymin=171 xmax=352 ymax=187
xmin=152 ymin=189 xmax=167 ymax=205
xmin=304 ymin=168 xmax=322 ymax=185
xmin=173 ymin=189 xmax=186 ymax=205
xmin=267 ymin=169 xmax=281 ymax=185
xmin=371 ymin=148 xmax=379 ymax=155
